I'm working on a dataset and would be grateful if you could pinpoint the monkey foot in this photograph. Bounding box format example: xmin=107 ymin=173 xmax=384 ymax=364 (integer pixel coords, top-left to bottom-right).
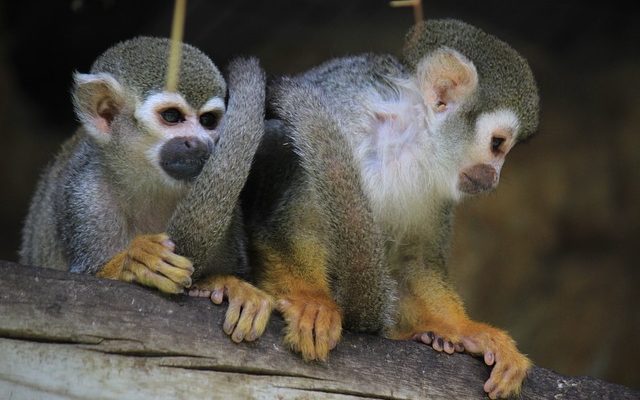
xmin=189 ymin=275 xmax=273 ymax=343
xmin=412 ymin=331 xmax=464 ymax=354
xmin=277 ymin=292 xmax=342 ymax=362
xmin=98 ymin=233 xmax=194 ymax=294
xmin=460 ymin=322 xmax=531 ymax=399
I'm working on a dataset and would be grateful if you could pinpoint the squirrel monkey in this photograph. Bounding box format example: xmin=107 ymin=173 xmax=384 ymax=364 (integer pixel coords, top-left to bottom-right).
xmin=20 ymin=37 xmax=272 ymax=343
xmin=244 ymin=19 xmax=539 ymax=399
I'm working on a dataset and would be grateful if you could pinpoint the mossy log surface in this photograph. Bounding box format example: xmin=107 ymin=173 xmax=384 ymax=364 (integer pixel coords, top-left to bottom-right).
xmin=0 ymin=261 xmax=637 ymax=399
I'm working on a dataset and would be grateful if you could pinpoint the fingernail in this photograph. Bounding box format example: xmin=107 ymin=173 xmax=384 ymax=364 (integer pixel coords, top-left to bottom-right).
xmin=437 ymin=337 xmax=444 ymax=349
xmin=162 ymin=240 xmax=175 ymax=250
xmin=427 ymin=332 xmax=435 ymax=341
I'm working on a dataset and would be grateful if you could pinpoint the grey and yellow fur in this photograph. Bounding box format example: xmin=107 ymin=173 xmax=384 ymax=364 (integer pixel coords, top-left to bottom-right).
xmin=20 ymin=37 xmax=226 ymax=273
xmin=20 ymin=36 xmax=272 ymax=343
xmin=246 ymin=19 xmax=539 ymax=399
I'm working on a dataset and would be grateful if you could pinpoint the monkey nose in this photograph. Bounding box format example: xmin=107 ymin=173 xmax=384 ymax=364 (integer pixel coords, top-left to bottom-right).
xmin=159 ymin=136 xmax=212 ymax=181
xmin=457 ymin=164 xmax=498 ymax=195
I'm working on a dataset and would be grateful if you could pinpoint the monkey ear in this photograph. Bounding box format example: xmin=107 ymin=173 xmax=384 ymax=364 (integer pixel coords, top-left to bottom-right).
xmin=72 ymin=72 xmax=125 ymax=140
xmin=416 ymin=48 xmax=478 ymax=114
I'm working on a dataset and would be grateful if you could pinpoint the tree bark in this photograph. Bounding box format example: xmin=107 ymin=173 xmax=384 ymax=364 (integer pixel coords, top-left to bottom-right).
xmin=0 ymin=261 xmax=636 ymax=400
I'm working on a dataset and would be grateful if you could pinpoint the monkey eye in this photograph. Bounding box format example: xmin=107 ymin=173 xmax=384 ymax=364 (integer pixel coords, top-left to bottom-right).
xmin=491 ymin=136 xmax=506 ymax=154
xmin=199 ymin=112 xmax=220 ymax=130
xmin=160 ymin=108 xmax=185 ymax=124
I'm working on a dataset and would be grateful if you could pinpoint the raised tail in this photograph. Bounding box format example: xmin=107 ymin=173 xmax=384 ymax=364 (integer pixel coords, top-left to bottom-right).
xmin=167 ymin=57 xmax=266 ymax=280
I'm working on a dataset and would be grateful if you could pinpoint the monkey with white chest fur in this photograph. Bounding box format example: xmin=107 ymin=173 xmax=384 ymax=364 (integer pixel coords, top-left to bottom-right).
xmin=248 ymin=19 xmax=538 ymax=399
xmin=21 ymin=37 xmax=273 ymax=344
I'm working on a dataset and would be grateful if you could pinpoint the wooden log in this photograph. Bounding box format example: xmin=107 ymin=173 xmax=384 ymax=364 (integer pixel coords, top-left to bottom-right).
xmin=0 ymin=261 xmax=636 ymax=399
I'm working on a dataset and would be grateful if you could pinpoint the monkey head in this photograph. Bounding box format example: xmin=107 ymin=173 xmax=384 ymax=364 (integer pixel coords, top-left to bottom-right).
xmin=72 ymin=36 xmax=226 ymax=188
xmin=404 ymin=19 xmax=539 ymax=200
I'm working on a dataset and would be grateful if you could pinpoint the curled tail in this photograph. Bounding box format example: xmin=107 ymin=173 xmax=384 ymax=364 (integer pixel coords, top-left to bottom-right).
xmin=271 ymin=78 xmax=397 ymax=333
xmin=168 ymin=57 xmax=266 ymax=280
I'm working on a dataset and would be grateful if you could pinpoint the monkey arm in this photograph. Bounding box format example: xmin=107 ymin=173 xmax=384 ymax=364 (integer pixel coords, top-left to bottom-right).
xmin=250 ymin=206 xmax=343 ymax=363
xmin=50 ymin=143 xmax=191 ymax=295
xmin=388 ymin=250 xmax=531 ymax=400
xmin=270 ymin=78 xmax=397 ymax=334
xmin=244 ymin=123 xmax=343 ymax=362
xmin=60 ymin=146 xmax=129 ymax=276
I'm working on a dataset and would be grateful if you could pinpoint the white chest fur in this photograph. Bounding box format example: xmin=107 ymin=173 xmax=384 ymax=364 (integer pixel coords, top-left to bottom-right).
xmin=351 ymin=82 xmax=457 ymax=235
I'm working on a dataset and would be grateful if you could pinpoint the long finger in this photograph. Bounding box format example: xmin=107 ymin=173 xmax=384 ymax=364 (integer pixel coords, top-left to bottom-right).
xmin=298 ymin=304 xmax=318 ymax=361
xmin=128 ymin=247 xmax=192 ymax=287
xmin=247 ymin=299 xmax=272 ymax=341
xmin=232 ymin=301 xmax=257 ymax=343
xmin=224 ymin=298 xmax=242 ymax=336
xmin=128 ymin=261 xmax=183 ymax=294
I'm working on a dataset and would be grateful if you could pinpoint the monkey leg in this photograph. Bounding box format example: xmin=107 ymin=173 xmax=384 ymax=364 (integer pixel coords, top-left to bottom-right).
xmin=189 ymin=275 xmax=274 ymax=343
xmin=388 ymin=269 xmax=530 ymax=399
xmin=256 ymin=241 xmax=342 ymax=362
xmin=97 ymin=233 xmax=194 ymax=294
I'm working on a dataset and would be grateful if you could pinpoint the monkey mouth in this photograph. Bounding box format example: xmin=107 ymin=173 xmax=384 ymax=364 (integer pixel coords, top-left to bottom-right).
xmin=159 ymin=136 xmax=213 ymax=181
xmin=458 ymin=164 xmax=498 ymax=195
xmin=161 ymin=157 xmax=210 ymax=181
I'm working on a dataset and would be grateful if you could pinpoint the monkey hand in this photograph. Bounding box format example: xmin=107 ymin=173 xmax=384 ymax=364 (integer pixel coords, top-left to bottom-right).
xmin=189 ymin=275 xmax=274 ymax=342
xmin=458 ymin=321 xmax=531 ymax=399
xmin=389 ymin=310 xmax=528 ymax=398
xmin=277 ymin=291 xmax=342 ymax=362
xmin=97 ymin=233 xmax=194 ymax=294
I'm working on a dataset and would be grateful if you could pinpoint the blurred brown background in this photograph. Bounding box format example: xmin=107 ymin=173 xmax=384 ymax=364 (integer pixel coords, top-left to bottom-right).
xmin=0 ymin=0 xmax=638 ymax=390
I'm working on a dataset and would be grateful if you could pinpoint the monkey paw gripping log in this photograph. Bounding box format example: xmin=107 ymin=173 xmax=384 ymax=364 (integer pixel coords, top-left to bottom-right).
xmin=276 ymin=291 xmax=342 ymax=362
xmin=97 ymin=233 xmax=194 ymax=294
xmin=409 ymin=321 xmax=530 ymax=399
xmin=189 ymin=275 xmax=274 ymax=343
xmin=459 ymin=321 xmax=531 ymax=400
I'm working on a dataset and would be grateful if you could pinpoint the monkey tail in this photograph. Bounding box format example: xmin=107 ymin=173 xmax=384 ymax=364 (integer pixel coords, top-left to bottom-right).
xmin=271 ymin=78 xmax=398 ymax=333
xmin=167 ymin=57 xmax=266 ymax=279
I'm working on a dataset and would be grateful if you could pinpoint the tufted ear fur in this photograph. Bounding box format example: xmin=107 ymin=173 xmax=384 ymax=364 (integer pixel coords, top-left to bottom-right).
xmin=416 ymin=48 xmax=478 ymax=114
xmin=72 ymin=72 xmax=126 ymax=141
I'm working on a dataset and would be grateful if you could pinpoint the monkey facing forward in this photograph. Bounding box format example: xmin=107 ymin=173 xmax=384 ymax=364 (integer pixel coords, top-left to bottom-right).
xmin=245 ymin=19 xmax=538 ymax=399
xmin=20 ymin=37 xmax=272 ymax=343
